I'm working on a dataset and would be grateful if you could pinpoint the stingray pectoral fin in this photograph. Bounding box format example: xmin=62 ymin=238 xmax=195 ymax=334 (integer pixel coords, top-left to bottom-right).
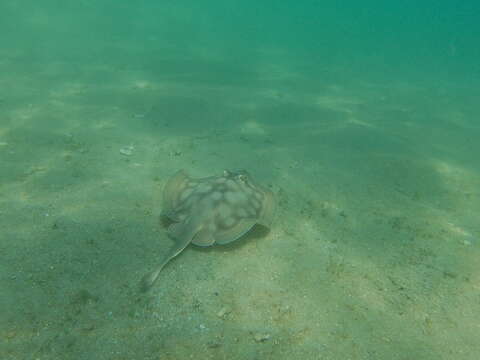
xmin=162 ymin=170 xmax=190 ymax=213
xmin=214 ymin=218 xmax=257 ymax=245
xmin=191 ymin=229 xmax=216 ymax=247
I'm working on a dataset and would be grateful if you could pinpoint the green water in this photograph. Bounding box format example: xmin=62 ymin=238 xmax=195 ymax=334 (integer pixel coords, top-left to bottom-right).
xmin=1 ymin=1 xmax=479 ymax=359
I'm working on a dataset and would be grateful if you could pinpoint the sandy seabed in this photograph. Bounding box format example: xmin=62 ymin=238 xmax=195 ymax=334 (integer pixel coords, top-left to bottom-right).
xmin=1 ymin=57 xmax=479 ymax=360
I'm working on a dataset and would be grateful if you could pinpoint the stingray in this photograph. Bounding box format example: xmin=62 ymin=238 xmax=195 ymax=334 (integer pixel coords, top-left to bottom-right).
xmin=141 ymin=169 xmax=275 ymax=291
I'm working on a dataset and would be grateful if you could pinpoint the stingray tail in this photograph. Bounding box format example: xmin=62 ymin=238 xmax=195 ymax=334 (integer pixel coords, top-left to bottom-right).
xmin=139 ymin=226 xmax=195 ymax=292
xmin=140 ymin=267 xmax=162 ymax=292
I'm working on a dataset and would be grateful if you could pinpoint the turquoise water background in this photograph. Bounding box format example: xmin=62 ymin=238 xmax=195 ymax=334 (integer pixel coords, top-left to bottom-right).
xmin=1 ymin=1 xmax=479 ymax=359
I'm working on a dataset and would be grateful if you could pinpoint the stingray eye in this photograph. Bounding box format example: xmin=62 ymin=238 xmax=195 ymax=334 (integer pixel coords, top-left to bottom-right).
xmin=237 ymin=174 xmax=248 ymax=182
xmin=223 ymin=170 xmax=231 ymax=177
